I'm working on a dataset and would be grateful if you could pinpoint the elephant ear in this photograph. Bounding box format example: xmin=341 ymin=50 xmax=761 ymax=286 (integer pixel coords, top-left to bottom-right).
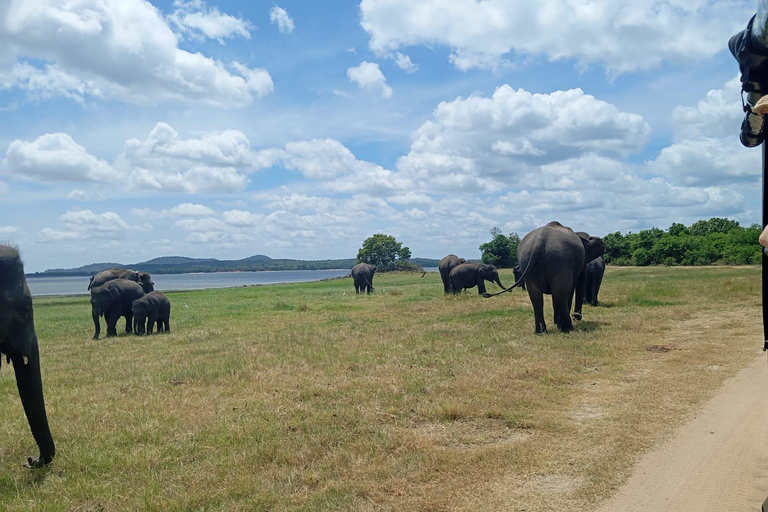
xmin=478 ymin=266 xmax=488 ymax=278
xmin=459 ymin=258 xmax=466 ymax=264
xmin=108 ymin=286 xmax=120 ymax=301
xmin=148 ymin=296 xmax=159 ymax=310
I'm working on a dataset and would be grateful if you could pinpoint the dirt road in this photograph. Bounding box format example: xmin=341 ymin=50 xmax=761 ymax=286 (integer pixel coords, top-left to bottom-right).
xmin=596 ymin=354 xmax=768 ymax=512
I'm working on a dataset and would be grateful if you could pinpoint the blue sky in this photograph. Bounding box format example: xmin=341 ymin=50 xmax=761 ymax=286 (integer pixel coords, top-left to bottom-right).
xmin=0 ymin=0 xmax=760 ymax=272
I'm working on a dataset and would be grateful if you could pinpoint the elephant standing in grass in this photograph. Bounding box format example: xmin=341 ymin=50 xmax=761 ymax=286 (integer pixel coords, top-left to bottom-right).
xmin=503 ymin=221 xmax=605 ymax=333
xmin=90 ymin=278 xmax=145 ymax=339
xmin=583 ymin=256 xmax=605 ymax=306
xmin=438 ymin=254 xmax=466 ymax=293
xmin=0 ymin=245 xmax=55 ymax=468
xmin=351 ymin=263 xmax=377 ymax=294
xmin=448 ymin=263 xmax=507 ymax=295
xmin=88 ymin=268 xmax=154 ymax=293
xmin=132 ymin=292 xmax=171 ymax=335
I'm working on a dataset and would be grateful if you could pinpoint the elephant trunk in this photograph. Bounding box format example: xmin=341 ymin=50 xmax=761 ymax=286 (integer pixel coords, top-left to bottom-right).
xmin=12 ymin=341 xmax=55 ymax=467
xmin=494 ymin=276 xmax=507 ymax=290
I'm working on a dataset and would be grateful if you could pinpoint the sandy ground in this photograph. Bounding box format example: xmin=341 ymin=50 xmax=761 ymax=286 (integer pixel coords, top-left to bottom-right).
xmin=596 ymin=354 xmax=768 ymax=512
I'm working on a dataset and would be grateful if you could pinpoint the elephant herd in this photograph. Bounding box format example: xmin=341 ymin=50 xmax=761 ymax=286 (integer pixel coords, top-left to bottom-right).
xmin=1 ymin=221 xmax=602 ymax=469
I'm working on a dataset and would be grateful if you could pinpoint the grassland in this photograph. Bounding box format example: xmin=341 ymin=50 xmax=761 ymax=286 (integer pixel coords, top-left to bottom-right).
xmin=0 ymin=266 xmax=761 ymax=511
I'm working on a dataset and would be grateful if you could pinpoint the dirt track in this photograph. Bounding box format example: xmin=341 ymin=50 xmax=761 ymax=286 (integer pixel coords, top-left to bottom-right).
xmin=596 ymin=354 xmax=768 ymax=512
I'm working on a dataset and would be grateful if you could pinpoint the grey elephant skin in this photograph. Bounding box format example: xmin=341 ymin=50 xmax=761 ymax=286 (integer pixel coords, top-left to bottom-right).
xmin=515 ymin=221 xmax=605 ymax=333
xmin=351 ymin=263 xmax=377 ymax=294
xmin=438 ymin=254 xmax=466 ymax=293
xmin=512 ymin=265 xmax=526 ymax=290
xmin=132 ymin=292 xmax=171 ymax=335
xmin=88 ymin=268 xmax=154 ymax=293
xmin=0 ymin=246 xmax=55 ymax=468
xmin=90 ymin=278 xmax=146 ymax=339
xmin=583 ymin=256 xmax=605 ymax=306
xmin=448 ymin=263 xmax=507 ymax=295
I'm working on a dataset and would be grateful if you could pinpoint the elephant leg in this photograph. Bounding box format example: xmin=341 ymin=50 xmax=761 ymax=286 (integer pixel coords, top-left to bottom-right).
xmin=572 ymin=272 xmax=585 ymax=321
xmin=106 ymin=309 xmax=120 ymax=337
xmin=477 ymin=279 xmax=487 ymax=295
xmin=92 ymin=309 xmax=101 ymax=340
xmin=553 ymin=289 xmax=574 ymax=333
xmin=164 ymin=318 xmax=170 ymax=333
xmin=527 ymin=282 xmax=547 ymax=334
xmin=125 ymin=312 xmax=133 ymax=334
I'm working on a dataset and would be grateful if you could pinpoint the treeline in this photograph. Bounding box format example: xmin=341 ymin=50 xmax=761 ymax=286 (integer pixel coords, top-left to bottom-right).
xmin=603 ymin=218 xmax=761 ymax=266
xmin=479 ymin=218 xmax=762 ymax=267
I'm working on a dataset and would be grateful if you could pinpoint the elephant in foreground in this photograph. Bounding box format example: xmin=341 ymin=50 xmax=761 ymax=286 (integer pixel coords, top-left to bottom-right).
xmin=489 ymin=221 xmax=605 ymax=333
xmin=438 ymin=254 xmax=466 ymax=293
xmin=88 ymin=268 xmax=154 ymax=293
xmin=351 ymin=263 xmax=377 ymax=294
xmin=132 ymin=292 xmax=171 ymax=335
xmin=0 ymin=245 xmax=55 ymax=467
xmin=448 ymin=263 xmax=507 ymax=295
xmin=90 ymin=278 xmax=145 ymax=339
xmin=583 ymin=256 xmax=605 ymax=306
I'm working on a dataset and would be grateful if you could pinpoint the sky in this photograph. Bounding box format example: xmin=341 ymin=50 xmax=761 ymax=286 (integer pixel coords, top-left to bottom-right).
xmin=0 ymin=0 xmax=761 ymax=272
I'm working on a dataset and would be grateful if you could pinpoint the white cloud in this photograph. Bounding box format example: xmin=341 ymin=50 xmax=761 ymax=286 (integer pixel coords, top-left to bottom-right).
xmin=0 ymin=0 xmax=272 ymax=106
xmin=394 ymin=52 xmax=418 ymax=73
xmin=66 ymin=189 xmax=90 ymax=201
xmin=168 ymin=203 xmax=217 ymax=217
xmin=270 ymin=6 xmax=295 ymax=34
xmin=39 ymin=228 xmax=80 ymax=242
xmin=0 ymin=226 xmax=17 ymax=234
xmin=6 ymin=133 xmax=118 ymax=182
xmin=170 ymin=0 xmax=253 ymax=43
xmin=347 ymin=61 xmax=393 ymax=98
xmin=359 ymin=0 xmax=749 ymax=74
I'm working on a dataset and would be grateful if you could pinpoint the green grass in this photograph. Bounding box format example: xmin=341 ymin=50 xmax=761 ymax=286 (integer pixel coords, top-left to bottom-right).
xmin=0 ymin=267 xmax=761 ymax=511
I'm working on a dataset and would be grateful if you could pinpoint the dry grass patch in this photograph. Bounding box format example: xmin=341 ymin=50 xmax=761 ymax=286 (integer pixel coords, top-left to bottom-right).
xmin=0 ymin=267 xmax=761 ymax=511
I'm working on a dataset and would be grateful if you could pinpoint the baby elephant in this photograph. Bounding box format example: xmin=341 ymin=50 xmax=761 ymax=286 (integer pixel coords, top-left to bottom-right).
xmin=132 ymin=292 xmax=171 ymax=335
xmin=449 ymin=263 xmax=507 ymax=295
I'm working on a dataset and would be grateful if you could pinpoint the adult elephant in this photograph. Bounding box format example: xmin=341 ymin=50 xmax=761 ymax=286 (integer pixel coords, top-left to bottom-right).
xmin=448 ymin=263 xmax=507 ymax=295
xmin=90 ymin=278 xmax=145 ymax=339
xmin=132 ymin=292 xmax=171 ymax=335
xmin=88 ymin=268 xmax=154 ymax=293
xmin=438 ymin=254 xmax=466 ymax=293
xmin=351 ymin=263 xmax=377 ymax=294
xmin=490 ymin=221 xmax=605 ymax=333
xmin=583 ymin=256 xmax=605 ymax=307
xmin=0 ymin=245 xmax=56 ymax=468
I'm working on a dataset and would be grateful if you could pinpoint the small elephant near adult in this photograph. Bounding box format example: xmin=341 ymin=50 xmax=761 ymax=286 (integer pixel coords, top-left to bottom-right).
xmin=448 ymin=263 xmax=507 ymax=295
xmin=438 ymin=254 xmax=466 ymax=293
xmin=351 ymin=263 xmax=377 ymax=294
xmin=132 ymin=292 xmax=171 ymax=335
xmin=90 ymin=278 xmax=146 ymax=339
xmin=88 ymin=268 xmax=154 ymax=293
xmin=512 ymin=265 xmax=526 ymax=290
xmin=0 ymin=245 xmax=56 ymax=468
xmin=514 ymin=222 xmax=605 ymax=333
xmin=583 ymin=256 xmax=605 ymax=307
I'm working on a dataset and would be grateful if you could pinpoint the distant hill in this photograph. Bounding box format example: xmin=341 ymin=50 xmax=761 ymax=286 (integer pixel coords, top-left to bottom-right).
xmin=32 ymin=255 xmax=442 ymax=276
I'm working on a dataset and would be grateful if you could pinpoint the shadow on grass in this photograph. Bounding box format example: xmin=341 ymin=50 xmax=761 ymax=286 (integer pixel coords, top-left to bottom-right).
xmin=572 ymin=320 xmax=603 ymax=333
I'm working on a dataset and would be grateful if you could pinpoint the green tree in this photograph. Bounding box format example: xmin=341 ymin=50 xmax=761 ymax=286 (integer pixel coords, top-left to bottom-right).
xmin=689 ymin=218 xmax=740 ymax=237
xmin=357 ymin=234 xmax=411 ymax=270
xmin=479 ymin=228 xmax=520 ymax=268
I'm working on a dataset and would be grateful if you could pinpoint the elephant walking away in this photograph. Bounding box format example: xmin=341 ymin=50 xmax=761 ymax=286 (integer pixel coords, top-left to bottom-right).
xmin=88 ymin=268 xmax=154 ymax=293
xmin=583 ymin=256 xmax=605 ymax=306
xmin=90 ymin=278 xmax=146 ymax=339
xmin=0 ymin=245 xmax=56 ymax=467
xmin=509 ymin=221 xmax=605 ymax=333
xmin=438 ymin=254 xmax=466 ymax=293
xmin=448 ymin=263 xmax=507 ymax=295
xmin=132 ymin=292 xmax=171 ymax=335
xmin=351 ymin=263 xmax=377 ymax=294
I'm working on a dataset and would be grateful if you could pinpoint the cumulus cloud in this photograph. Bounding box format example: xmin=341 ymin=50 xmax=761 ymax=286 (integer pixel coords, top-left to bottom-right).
xmin=0 ymin=226 xmax=17 ymax=234
xmin=359 ymin=0 xmax=749 ymax=74
xmin=6 ymin=133 xmax=118 ymax=182
xmin=270 ymin=6 xmax=295 ymax=34
xmin=170 ymin=0 xmax=253 ymax=43
xmin=0 ymin=0 xmax=272 ymax=106
xmin=394 ymin=52 xmax=418 ymax=73
xmin=347 ymin=61 xmax=393 ymax=98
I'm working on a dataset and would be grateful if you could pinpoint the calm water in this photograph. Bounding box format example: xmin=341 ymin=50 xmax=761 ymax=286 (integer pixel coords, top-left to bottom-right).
xmin=26 ymin=269 xmax=353 ymax=297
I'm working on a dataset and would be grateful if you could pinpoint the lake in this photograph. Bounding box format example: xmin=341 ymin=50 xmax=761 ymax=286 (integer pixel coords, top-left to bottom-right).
xmin=26 ymin=268 xmax=439 ymax=297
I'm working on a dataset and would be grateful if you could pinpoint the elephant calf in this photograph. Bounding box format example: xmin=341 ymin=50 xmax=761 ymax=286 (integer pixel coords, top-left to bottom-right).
xmin=438 ymin=254 xmax=466 ymax=293
xmin=448 ymin=263 xmax=507 ymax=295
xmin=583 ymin=256 xmax=605 ymax=306
xmin=0 ymin=245 xmax=55 ymax=467
xmin=132 ymin=292 xmax=171 ymax=335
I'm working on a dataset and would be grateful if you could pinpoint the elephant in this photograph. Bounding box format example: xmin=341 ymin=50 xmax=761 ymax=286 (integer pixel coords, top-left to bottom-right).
xmin=90 ymin=278 xmax=145 ymax=339
xmin=88 ymin=268 xmax=154 ymax=293
xmin=132 ymin=292 xmax=171 ymax=335
xmin=448 ymin=263 xmax=507 ymax=295
xmin=493 ymin=221 xmax=605 ymax=333
xmin=583 ymin=256 xmax=605 ymax=307
xmin=351 ymin=263 xmax=377 ymax=294
xmin=513 ymin=265 xmax=526 ymax=290
xmin=438 ymin=254 xmax=466 ymax=293
xmin=0 ymin=245 xmax=55 ymax=468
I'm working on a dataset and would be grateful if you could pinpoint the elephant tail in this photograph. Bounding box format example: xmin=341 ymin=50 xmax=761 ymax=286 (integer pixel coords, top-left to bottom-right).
xmin=483 ymin=230 xmax=543 ymax=299
xmin=421 ymin=271 xmax=427 ymax=278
